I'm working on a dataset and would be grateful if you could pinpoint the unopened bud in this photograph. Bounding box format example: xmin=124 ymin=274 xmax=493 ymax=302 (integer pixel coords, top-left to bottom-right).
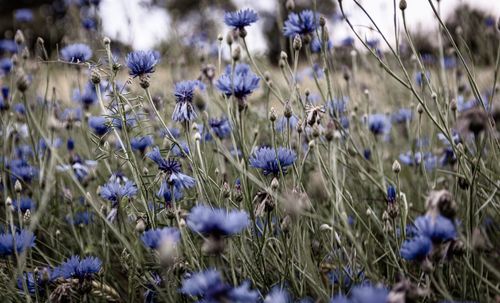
xmin=319 ymin=16 xmax=326 ymax=27
xmin=293 ymin=35 xmax=302 ymax=51
xmin=135 ymin=217 xmax=146 ymax=233
xmin=15 ymin=30 xmax=25 ymax=45
xmin=399 ymin=0 xmax=407 ymax=11
xmin=417 ymin=104 xmax=424 ymax=114
xmin=15 ymin=180 xmax=22 ymax=192
xmin=217 ymin=33 xmax=223 ymax=42
xmin=226 ymin=32 xmax=233 ymax=46
xmin=271 ymin=178 xmax=279 ymax=190
xmin=308 ymin=140 xmax=315 ymax=149
xmin=232 ymin=45 xmax=241 ymax=61
xmin=280 ymin=51 xmax=288 ymax=61
xmin=103 ymin=37 xmax=111 ymax=45
xmin=285 ymin=0 xmax=295 ymax=10
xmin=91 ymin=70 xmax=101 ymax=84
xmin=392 ymin=160 xmax=401 ymax=174
xmin=269 ymin=107 xmax=277 ymax=122
xmin=5 ymin=197 xmax=12 ymax=207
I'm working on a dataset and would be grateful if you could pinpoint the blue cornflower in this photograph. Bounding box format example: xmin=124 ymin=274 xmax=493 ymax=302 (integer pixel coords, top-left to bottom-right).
xmin=224 ymin=8 xmax=259 ymax=29
xmin=8 ymin=159 xmax=38 ymax=183
xmin=398 ymin=151 xmax=437 ymax=170
xmin=330 ymin=294 xmax=350 ymax=303
xmin=130 ymin=135 xmax=153 ymax=153
xmin=82 ymin=17 xmax=97 ymax=30
xmin=249 ymin=146 xmax=297 ymax=176
xmin=60 ymin=107 xmax=83 ymax=122
xmin=88 ymin=116 xmax=109 ymax=136
xmin=146 ymin=147 xmax=196 ymax=190
xmin=172 ymin=80 xmax=203 ymax=122
xmin=54 ymin=255 xmax=101 ymax=280
xmin=187 ymin=205 xmax=249 ymax=236
xmin=264 ymin=286 xmax=293 ymax=303
xmin=99 ymin=175 xmax=137 ymax=204
xmin=0 ymin=229 xmax=36 ymax=257
xmin=311 ymin=38 xmax=333 ymax=53
xmin=0 ymin=58 xmax=12 ymax=75
xmin=391 ymin=108 xmax=413 ymax=124
xmin=275 ymin=115 xmax=299 ymax=133
xmin=0 ymin=39 xmax=17 ymax=53
xmin=366 ymin=38 xmax=380 ymax=49
xmin=72 ymin=82 xmax=99 ymax=108
xmin=349 ymin=284 xmax=388 ymax=303
xmin=216 ymin=64 xmax=260 ymax=100
xmin=141 ymin=227 xmax=180 ymax=249
xmin=14 ymin=103 xmax=26 ymax=115
xmin=341 ymin=37 xmax=355 ymax=47
xmin=60 ymin=43 xmax=92 ymax=63
xmin=227 ymin=281 xmax=260 ymax=303
xmin=400 ymin=235 xmax=432 ymax=261
xmin=14 ymin=9 xmax=34 ymax=22
xmin=387 ymin=185 xmax=396 ymax=204
xmin=209 ymin=117 xmax=232 ymax=139
xmin=415 ymin=71 xmax=430 ymax=87
xmin=367 ymin=114 xmax=391 ymax=135
xmin=157 ymin=181 xmax=183 ymax=205
xmin=283 ymin=10 xmax=319 ymax=37
xmin=13 ymin=197 xmax=35 ymax=213
xmin=126 ymin=50 xmax=160 ymax=77
xmin=17 ymin=272 xmax=45 ymax=295
xmin=66 ymin=211 xmax=93 ymax=225
xmin=328 ymin=97 xmax=349 ymax=117
xmin=414 ymin=215 xmax=457 ymax=243
xmin=171 ymin=141 xmax=190 ymax=157
xmin=180 ymin=269 xmax=230 ymax=299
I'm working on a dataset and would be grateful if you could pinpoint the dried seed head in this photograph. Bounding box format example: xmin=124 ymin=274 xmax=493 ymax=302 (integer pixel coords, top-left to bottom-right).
xmin=308 ymin=139 xmax=315 ymax=149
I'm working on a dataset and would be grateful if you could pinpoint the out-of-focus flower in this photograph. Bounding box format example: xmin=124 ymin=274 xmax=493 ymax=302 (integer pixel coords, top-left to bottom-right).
xmin=60 ymin=43 xmax=92 ymax=63
xmin=311 ymin=38 xmax=333 ymax=53
xmin=187 ymin=205 xmax=249 ymax=236
xmin=141 ymin=227 xmax=180 ymax=249
xmin=367 ymin=114 xmax=392 ymax=135
xmin=130 ymin=135 xmax=153 ymax=153
xmin=208 ymin=117 xmax=232 ymax=139
xmin=0 ymin=229 xmax=36 ymax=257
xmin=400 ymin=235 xmax=432 ymax=261
xmin=99 ymin=175 xmax=137 ymax=205
xmin=414 ymin=215 xmax=457 ymax=243
xmin=88 ymin=116 xmax=109 ymax=136
xmin=14 ymin=9 xmax=34 ymax=23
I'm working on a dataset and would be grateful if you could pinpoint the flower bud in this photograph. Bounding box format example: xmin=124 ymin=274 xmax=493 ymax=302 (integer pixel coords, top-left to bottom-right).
xmin=232 ymin=45 xmax=241 ymax=61
xmin=293 ymin=34 xmax=302 ymax=51
xmin=15 ymin=30 xmax=25 ymax=45
xmin=135 ymin=217 xmax=146 ymax=233
xmin=285 ymin=0 xmax=295 ymax=10
xmin=15 ymin=180 xmax=23 ymax=192
xmin=319 ymin=16 xmax=326 ymax=27
xmin=271 ymin=178 xmax=279 ymax=190
xmin=280 ymin=51 xmax=288 ymax=61
xmin=226 ymin=32 xmax=233 ymax=46
xmin=217 ymin=34 xmax=223 ymax=42
xmin=103 ymin=37 xmax=111 ymax=45
xmin=399 ymin=0 xmax=407 ymax=11
xmin=269 ymin=107 xmax=277 ymax=122
xmin=417 ymin=103 xmax=424 ymax=115
xmin=392 ymin=160 xmax=401 ymax=174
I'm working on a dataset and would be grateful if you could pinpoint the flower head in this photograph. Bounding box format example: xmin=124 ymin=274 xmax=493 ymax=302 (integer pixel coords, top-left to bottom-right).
xmin=147 ymin=147 xmax=196 ymax=190
xmin=172 ymin=80 xmax=203 ymax=122
xmin=224 ymin=8 xmax=259 ymax=29
xmin=367 ymin=114 xmax=391 ymax=135
xmin=60 ymin=43 xmax=92 ymax=63
xmin=130 ymin=135 xmax=153 ymax=153
xmin=392 ymin=108 xmax=413 ymax=124
xmin=209 ymin=117 xmax=232 ymax=139
xmin=283 ymin=10 xmax=319 ymax=37
xmin=13 ymin=196 xmax=35 ymax=213
xmin=264 ymin=286 xmax=292 ymax=303
xmin=126 ymin=50 xmax=160 ymax=77
xmin=99 ymin=175 xmax=137 ymax=205
xmin=141 ymin=227 xmax=180 ymax=249
xmin=216 ymin=64 xmax=260 ymax=100
xmin=180 ymin=269 xmax=230 ymax=298
xmin=249 ymin=146 xmax=297 ymax=176
xmin=88 ymin=116 xmax=109 ymax=136
xmin=0 ymin=229 xmax=35 ymax=257
xmin=187 ymin=205 xmax=249 ymax=236
xmin=414 ymin=215 xmax=457 ymax=243
xmin=54 ymin=255 xmax=101 ymax=280
xmin=400 ymin=234 xmax=432 ymax=261
xmin=14 ymin=9 xmax=34 ymax=22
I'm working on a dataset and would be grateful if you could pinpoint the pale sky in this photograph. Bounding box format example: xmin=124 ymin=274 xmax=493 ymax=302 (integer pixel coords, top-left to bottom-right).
xmin=100 ymin=0 xmax=500 ymax=51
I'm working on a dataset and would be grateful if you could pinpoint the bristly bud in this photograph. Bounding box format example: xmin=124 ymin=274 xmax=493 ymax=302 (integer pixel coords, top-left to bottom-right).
xmin=15 ymin=30 xmax=25 ymax=45
xmin=417 ymin=103 xmax=424 ymax=115
xmin=16 ymin=72 xmax=30 ymax=92
xmin=293 ymin=34 xmax=302 ymax=51
xmin=135 ymin=217 xmax=146 ymax=233
xmin=15 ymin=180 xmax=23 ymax=192
xmin=226 ymin=32 xmax=233 ymax=46
xmin=319 ymin=16 xmax=327 ymax=27
xmin=103 ymin=37 xmax=111 ymax=45
xmin=91 ymin=70 xmax=101 ymax=85
xmin=139 ymin=74 xmax=150 ymax=89
xmin=232 ymin=45 xmax=241 ymax=61
xmin=21 ymin=47 xmax=29 ymax=60
xmin=284 ymin=101 xmax=292 ymax=118
xmin=285 ymin=0 xmax=295 ymax=10
xmin=392 ymin=160 xmax=401 ymax=174
xmin=36 ymin=37 xmax=49 ymax=61
xmin=280 ymin=51 xmax=288 ymax=61
xmin=269 ymin=107 xmax=277 ymax=122
xmin=399 ymin=0 xmax=407 ymax=11
xmin=271 ymin=178 xmax=279 ymax=190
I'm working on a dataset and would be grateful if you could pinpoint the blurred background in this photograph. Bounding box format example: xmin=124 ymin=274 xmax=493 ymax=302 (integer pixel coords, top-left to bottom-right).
xmin=0 ymin=0 xmax=499 ymax=64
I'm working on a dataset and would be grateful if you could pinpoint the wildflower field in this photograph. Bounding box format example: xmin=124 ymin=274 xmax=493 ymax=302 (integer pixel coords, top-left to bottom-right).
xmin=0 ymin=0 xmax=499 ymax=302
